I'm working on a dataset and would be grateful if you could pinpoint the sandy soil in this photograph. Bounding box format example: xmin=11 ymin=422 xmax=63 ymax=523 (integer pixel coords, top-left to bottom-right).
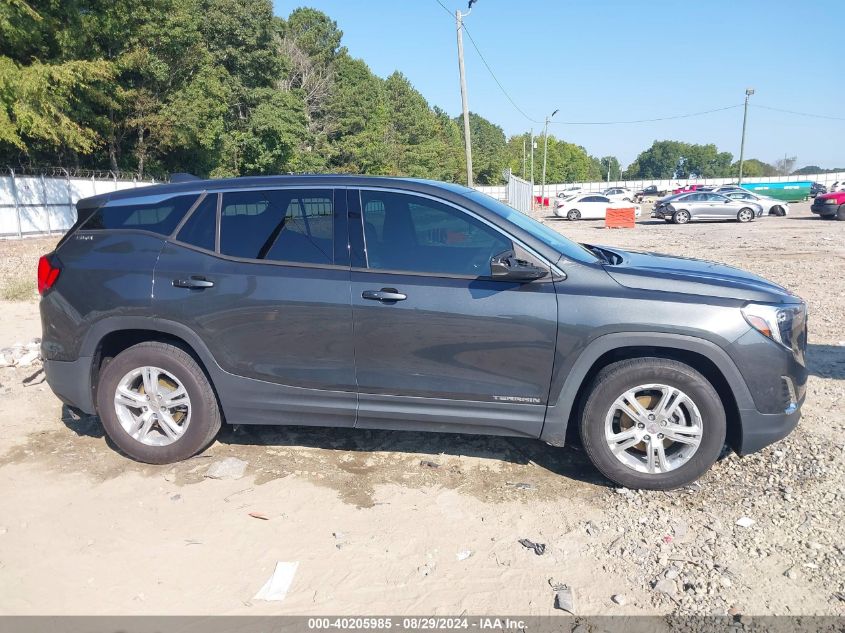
xmin=0 ymin=202 xmax=842 ymax=617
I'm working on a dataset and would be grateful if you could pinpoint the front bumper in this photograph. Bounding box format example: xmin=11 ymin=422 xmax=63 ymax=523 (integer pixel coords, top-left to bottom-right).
xmin=811 ymin=203 xmax=837 ymax=217
xmin=43 ymin=357 xmax=96 ymax=414
xmin=737 ymin=400 xmax=803 ymax=455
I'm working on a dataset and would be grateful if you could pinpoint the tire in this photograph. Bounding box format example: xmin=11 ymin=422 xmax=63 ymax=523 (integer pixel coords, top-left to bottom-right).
xmin=672 ymin=209 xmax=690 ymax=224
xmin=736 ymin=207 xmax=754 ymax=223
xmin=567 ymin=209 xmax=581 ymax=221
xmin=771 ymin=205 xmax=785 ymax=217
xmin=837 ymin=205 xmax=845 ymax=221
xmin=96 ymin=341 xmax=222 ymax=464
xmin=623 ymin=197 xmax=632 ymax=203
xmin=579 ymin=357 xmax=726 ymax=490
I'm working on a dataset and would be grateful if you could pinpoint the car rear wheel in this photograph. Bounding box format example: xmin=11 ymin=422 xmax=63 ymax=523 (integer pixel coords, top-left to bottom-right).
xmin=567 ymin=209 xmax=581 ymax=221
xmin=96 ymin=341 xmax=222 ymax=464
xmin=737 ymin=208 xmax=754 ymax=223
xmin=672 ymin=210 xmax=690 ymax=224
xmin=579 ymin=358 xmax=726 ymax=490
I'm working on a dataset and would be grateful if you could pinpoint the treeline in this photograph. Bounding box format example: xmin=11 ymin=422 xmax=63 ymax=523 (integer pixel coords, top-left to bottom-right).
xmin=0 ymin=0 xmax=612 ymax=184
xmin=0 ymin=1 xmax=801 ymax=184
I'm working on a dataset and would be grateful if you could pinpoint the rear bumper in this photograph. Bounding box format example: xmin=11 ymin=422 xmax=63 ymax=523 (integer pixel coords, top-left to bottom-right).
xmin=737 ymin=401 xmax=802 ymax=455
xmin=43 ymin=357 xmax=95 ymax=414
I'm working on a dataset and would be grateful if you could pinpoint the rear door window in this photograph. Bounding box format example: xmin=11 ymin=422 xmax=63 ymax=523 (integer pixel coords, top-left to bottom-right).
xmin=219 ymin=189 xmax=333 ymax=265
xmin=82 ymin=194 xmax=200 ymax=235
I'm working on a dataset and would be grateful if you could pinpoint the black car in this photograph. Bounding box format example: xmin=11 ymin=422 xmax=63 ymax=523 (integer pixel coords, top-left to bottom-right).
xmin=39 ymin=176 xmax=807 ymax=490
xmin=811 ymin=182 xmax=827 ymax=198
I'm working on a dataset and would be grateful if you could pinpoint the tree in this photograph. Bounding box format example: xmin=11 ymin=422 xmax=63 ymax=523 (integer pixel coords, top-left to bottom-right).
xmin=463 ymin=112 xmax=506 ymax=185
xmin=732 ymin=158 xmax=776 ymax=178
xmin=599 ymin=156 xmax=621 ymax=181
xmin=626 ymin=140 xmax=733 ymax=179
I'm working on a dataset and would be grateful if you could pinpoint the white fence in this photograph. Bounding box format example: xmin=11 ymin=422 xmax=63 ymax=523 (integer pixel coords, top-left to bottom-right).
xmin=505 ymin=170 xmax=532 ymax=213
xmin=476 ymin=172 xmax=845 ymax=201
xmin=0 ymin=171 xmax=156 ymax=238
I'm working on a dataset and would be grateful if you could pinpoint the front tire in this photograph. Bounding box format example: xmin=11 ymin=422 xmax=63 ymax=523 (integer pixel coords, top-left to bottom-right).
xmin=579 ymin=358 xmax=726 ymax=490
xmin=96 ymin=341 xmax=222 ymax=464
xmin=672 ymin=210 xmax=691 ymax=224
xmin=837 ymin=205 xmax=845 ymax=221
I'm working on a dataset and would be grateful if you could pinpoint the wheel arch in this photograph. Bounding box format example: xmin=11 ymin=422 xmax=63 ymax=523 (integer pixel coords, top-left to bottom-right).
xmin=540 ymin=333 xmax=754 ymax=454
xmin=81 ymin=317 xmax=226 ymax=418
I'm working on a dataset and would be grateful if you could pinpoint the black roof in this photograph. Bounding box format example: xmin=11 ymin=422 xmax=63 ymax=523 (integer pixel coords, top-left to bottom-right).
xmin=82 ymin=174 xmax=475 ymax=206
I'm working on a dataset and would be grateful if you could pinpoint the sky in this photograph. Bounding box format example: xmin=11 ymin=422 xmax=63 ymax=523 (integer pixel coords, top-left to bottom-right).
xmin=273 ymin=0 xmax=845 ymax=170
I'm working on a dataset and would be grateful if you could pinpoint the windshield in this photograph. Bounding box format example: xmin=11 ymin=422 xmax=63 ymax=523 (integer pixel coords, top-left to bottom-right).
xmin=465 ymin=190 xmax=599 ymax=264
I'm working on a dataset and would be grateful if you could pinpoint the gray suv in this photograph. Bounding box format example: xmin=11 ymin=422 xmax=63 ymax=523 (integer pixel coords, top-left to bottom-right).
xmin=38 ymin=176 xmax=807 ymax=490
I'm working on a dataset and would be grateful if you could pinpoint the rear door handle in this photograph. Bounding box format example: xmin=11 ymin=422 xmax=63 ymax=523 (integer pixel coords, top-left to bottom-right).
xmin=362 ymin=288 xmax=407 ymax=302
xmin=173 ymin=276 xmax=214 ymax=289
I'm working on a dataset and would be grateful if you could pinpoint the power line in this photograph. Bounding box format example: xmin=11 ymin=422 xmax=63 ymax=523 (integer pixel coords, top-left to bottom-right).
xmin=751 ymin=104 xmax=845 ymax=121
xmin=459 ymin=22 xmax=544 ymax=124
xmin=550 ymin=104 xmax=745 ymax=125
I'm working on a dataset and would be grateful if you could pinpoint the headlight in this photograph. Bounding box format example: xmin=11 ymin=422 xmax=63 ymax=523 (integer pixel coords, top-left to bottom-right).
xmin=742 ymin=302 xmax=807 ymax=362
xmin=825 ymin=199 xmax=838 ymax=204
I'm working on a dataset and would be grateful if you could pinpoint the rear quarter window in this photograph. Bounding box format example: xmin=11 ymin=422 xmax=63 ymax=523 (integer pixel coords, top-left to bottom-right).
xmin=82 ymin=194 xmax=200 ymax=236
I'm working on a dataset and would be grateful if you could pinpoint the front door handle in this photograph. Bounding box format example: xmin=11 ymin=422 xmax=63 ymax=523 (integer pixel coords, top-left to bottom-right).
xmin=173 ymin=276 xmax=214 ymax=289
xmin=362 ymin=288 xmax=407 ymax=302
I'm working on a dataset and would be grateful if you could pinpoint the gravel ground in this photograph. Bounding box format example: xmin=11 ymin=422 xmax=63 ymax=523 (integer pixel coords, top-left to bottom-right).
xmin=0 ymin=201 xmax=843 ymax=617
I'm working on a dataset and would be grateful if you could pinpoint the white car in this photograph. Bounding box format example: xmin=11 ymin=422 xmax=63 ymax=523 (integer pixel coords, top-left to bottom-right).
xmin=601 ymin=187 xmax=635 ymax=202
xmin=556 ymin=186 xmax=586 ymax=198
xmin=723 ymin=190 xmax=789 ymax=216
xmin=554 ymin=193 xmax=642 ymax=220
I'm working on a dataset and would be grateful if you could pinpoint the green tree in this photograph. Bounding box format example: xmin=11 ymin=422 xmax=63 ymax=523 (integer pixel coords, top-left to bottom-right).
xmin=463 ymin=112 xmax=506 ymax=185
xmin=732 ymin=158 xmax=776 ymax=178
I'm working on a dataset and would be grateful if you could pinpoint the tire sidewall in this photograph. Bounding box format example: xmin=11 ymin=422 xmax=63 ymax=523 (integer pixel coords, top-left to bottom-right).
xmin=581 ymin=361 xmax=726 ymax=489
xmin=96 ymin=345 xmax=216 ymax=464
xmin=568 ymin=209 xmax=581 ymax=221
xmin=737 ymin=208 xmax=753 ymax=223
xmin=674 ymin=210 xmax=690 ymax=224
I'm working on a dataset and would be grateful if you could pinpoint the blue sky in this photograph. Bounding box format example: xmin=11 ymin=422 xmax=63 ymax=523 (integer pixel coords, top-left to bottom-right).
xmin=273 ymin=0 xmax=844 ymax=169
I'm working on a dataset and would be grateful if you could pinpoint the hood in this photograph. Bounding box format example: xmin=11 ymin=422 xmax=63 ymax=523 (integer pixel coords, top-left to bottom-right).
xmin=594 ymin=246 xmax=796 ymax=303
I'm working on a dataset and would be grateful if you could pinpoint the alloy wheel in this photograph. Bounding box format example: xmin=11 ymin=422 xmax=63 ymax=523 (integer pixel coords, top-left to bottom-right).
xmin=604 ymin=383 xmax=703 ymax=474
xmin=114 ymin=366 xmax=192 ymax=446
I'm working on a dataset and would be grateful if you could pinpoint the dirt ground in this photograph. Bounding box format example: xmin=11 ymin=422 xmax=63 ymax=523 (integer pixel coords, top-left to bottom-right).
xmin=0 ymin=201 xmax=843 ymax=617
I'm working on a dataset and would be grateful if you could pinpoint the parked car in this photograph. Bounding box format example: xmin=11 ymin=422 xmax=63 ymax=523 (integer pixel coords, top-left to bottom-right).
xmin=634 ymin=185 xmax=668 ymax=201
xmin=601 ymin=187 xmax=635 ymax=202
xmin=810 ymin=182 xmax=827 ymax=198
xmin=672 ymin=184 xmax=708 ymax=195
xmin=711 ymin=185 xmax=746 ymax=194
xmin=723 ymin=190 xmax=789 ymax=216
xmin=651 ymin=192 xmax=764 ymax=224
xmin=557 ymin=186 xmax=586 ymax=199
xmin=39 ymin=175 xmax=807 ymax=490
xmin=554 ymin=193 xmax=642 ymax=220
xmin=810 ymin=191 xmax=845 ymax=219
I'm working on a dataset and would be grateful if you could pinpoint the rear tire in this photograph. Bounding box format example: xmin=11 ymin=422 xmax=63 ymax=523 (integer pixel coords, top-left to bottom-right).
xmin=96 ymin=341 xmax=222 ymax=464
xmin=567 ymin=209 xmax=581 ymax=221
xmin=672 ymin=210 xmax=691 ymax=224
xmin=737 ymin=208 xmax=754 ymax=223
xmin=579 ymin=358 xmax=726 ymax=490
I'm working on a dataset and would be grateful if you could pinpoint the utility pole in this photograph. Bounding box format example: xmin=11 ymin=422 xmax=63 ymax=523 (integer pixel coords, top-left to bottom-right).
xmin=530 ymin=128 xmax=534 ymax=186
xmin=455 ymin=7 xmax=473 ymax=187
xmin=738 ymin=88 xmax=754 ymax=184
xmin=522 ymin=135 xmax=527 ymax=179
xmin=541 ymin=109 xmax=558 ymax=204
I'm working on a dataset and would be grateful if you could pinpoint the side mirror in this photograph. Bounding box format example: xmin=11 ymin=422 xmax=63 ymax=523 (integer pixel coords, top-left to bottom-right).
xmin=490 ymin=250 xmax=549 ymax=282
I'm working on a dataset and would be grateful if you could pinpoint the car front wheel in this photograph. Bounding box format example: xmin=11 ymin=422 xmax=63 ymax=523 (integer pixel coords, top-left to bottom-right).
xmin=96 ymin=341 xmax=222 ymax=464
xmin=672 ymin=210 xmax=690 ymax=224
xmin=579 ymin=358 xmax=726 ymax=490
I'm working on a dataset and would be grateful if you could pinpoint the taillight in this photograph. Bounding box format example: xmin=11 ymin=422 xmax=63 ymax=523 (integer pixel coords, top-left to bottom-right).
xmin=37 ymin=255 xmax=61 ymax=295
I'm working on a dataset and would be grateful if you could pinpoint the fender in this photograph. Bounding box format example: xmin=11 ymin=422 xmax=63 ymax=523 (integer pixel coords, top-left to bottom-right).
xmin=539 ymin=332 xmax=756 ymax=446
